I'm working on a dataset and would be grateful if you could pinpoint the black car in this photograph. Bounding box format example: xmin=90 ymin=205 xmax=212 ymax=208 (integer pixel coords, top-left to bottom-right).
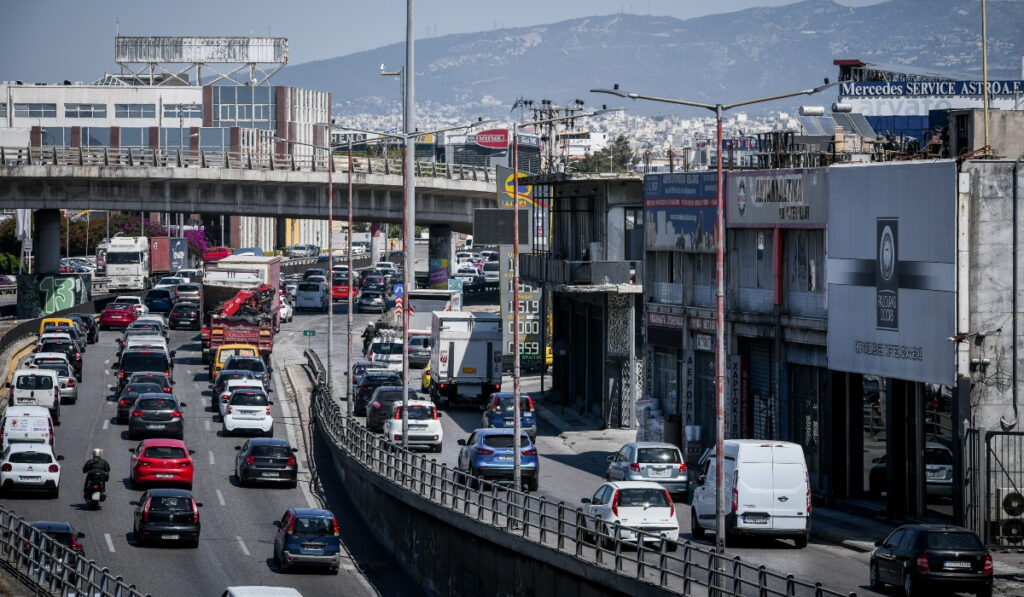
xmin=211 ymin=369 xmax=259 ymax=407
xmin=69 ymin=313 xmax=98 ymax=343
xmin=116 ymin=350 xmax=172 ymax=393
xmin=127 ymin=393 xmax=186 ymax=440
xmin=223 ymin=355 xmax=272 ymax=389
xmin=144 ymin=288 xmax=175 ymax=314
xmin=303 ymin=268 xmax=327 ymax=280
xmin=407 ymin=335 xmax=432 ymax=368
xmin=365 ymin=386 xmax=419 ymax=432
xmin=126 ymin=371 xmax=173 ymax=394
xmin=234 ymin=438 xmax=299 ymax=488
xmin=388 ymin=271 xmax=404 ymax=287
xmin=353 ymin=371 xmax=403 ymax=415
xmin=37 ymin=340 xmax=82 ymax=381
xmin=168 ymin=303 xmax=200 ymax=330
xmin=870 ymin=524 xmax=992 ymax=597
xmin=132 ymin=488 xmax=202 ymax=547
xmin=362 ymin=276 xmax=389 ymax=294
xmin=116 ymin=382 xmax=164 ymax=424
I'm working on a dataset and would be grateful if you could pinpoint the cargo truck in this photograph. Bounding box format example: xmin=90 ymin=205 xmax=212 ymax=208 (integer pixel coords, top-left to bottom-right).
xmin=105 ymin=237 xmax=150 ymax=291
xmin=200 ymin=270 xmax=275 ymax=365
xmin=212 ymin=255 xmax=281 ymax=331
xmin=428 ymin=311 xmax=502 ymax=406
xmin=407 ymin=289 xmax=462 ymax=335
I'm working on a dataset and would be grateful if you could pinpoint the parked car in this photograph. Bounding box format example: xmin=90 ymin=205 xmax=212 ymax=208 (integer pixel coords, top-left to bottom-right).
xmin=99 ymin=302 xmax=138 ymax=330
xmin=129 ymin=438 xmax=195 ymax=489
xmin=132 ymin=488 xmax=203 ymax=547
xmin=204 ymin=246 xmax=232 ymax=263
xmin=68 ymin=313 xmax=98 ymax=343
xmin=354 ymin=371 xmax=403 ymax=417
xmin=382 ymin=399 xmax=443 ymax=452
xmin=365 ymin=387 xmax=420 ymax=433
xmin=356 ymin=290 xmax=385 ymax=314
xmin=116 ymin=382 xmax=164 ymax=424
xmin=481 ymin=393 xmax=537 ymax=439
xmin=168 ymin=302 xmax=201 ymax=330
xmin=0 ymin=443 xmax=62 ymax=498
xmin=605 ymin=442 xmax=688 ymax=501
xmin=127 ymin=393 xmax=186 ymax=440
xmin=581 ymin=481 xmax=680 ymax=549
xmin=869 ymin=524 xmax=992 ymax=597
xmin=272 ymin=508 xmax=341 ymax=574
xmin=234 ymin=438 xmax=298 ymax=488
xmin=407 ymin=335 xmax=432 ymax=368
xmin=456 ymin=428 xmax=539 ymax=491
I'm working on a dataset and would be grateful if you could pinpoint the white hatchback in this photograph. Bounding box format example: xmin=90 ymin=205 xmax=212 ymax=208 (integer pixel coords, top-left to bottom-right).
xmin=382 ymin=399 xmax=444 ymax=452
xmin=115 ymin=295 xmax=149 ymax=316
xmin=0 ymin=443 xmax=62 ymax=498
xmin=581 ymin=481 xmax=680 ymax=549
xmin=222 ymin=388 xmax=273 ymax=437
xmin=218 ymin=379 xmax=266 ymax=417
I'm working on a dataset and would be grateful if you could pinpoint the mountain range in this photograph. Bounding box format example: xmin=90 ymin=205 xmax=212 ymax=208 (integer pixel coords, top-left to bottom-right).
xmin=276 ymin=0 xmax=1024 ymax=118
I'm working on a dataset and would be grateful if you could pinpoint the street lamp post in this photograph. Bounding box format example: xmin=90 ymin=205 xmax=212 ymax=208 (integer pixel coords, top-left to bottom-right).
xmin=592 ymin=81 xmax=834 ymax=553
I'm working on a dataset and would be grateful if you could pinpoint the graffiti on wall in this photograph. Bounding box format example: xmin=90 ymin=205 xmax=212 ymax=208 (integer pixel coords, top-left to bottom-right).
xmin=37 ymin=275 xmax=88 ymax=315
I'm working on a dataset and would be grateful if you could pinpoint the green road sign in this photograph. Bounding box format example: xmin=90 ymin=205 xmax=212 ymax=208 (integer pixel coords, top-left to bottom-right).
xmin=303 ymin=329 xmax=316 ymax=337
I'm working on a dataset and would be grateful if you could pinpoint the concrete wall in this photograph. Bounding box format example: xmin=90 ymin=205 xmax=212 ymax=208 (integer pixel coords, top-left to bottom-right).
xmin=318 ymin=427 xmax=675 ymax=597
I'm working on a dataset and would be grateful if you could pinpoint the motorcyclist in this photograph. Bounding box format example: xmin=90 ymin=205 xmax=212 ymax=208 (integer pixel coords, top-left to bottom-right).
xmin=82 ymin=448 xmax=110 ymax=475
xmin=362 ymin=322 xmax=376 ymax=354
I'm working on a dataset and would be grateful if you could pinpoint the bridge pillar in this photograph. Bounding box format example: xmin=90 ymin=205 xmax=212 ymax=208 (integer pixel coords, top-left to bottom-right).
xmin=428 ymin=225 xmax=453 ymax=289
xmin=370 ymin=223 xmax=385 ymax=265
xmin=35 ymin=209 xmax=62 ymax=275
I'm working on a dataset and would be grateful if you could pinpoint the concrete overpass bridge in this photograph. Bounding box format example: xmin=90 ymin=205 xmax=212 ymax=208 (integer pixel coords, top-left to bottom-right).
xmin=0 ymin=146 xmax=496 ymax=232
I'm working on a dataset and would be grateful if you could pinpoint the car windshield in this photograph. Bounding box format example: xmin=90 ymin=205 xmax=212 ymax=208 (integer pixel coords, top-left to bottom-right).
xmin=106 ymin=303 xmax=132 ymax=311
xmin=377 ymin=390 xmax=416 ymax=403
xmin=372 ymin=341 xmax=403 ymax=355
xmin=409 ymin=337 xmax=430 ymax=349
xmin=138 ymin=398 xmax=176 ymax=410
xmin=39 ymin=342 xmax=73 ymax=354
xmin=616 ymin=488 xmax=670 ymax=508
xmin=403 ymin=405 xmax=433 ymax=420
xmin=122 ymin=383 xmax=162 ymax=398
xmin=230 ymin=392 xmax=268 ymax=406
xmin=122 ymin=354 xmax=168 ymax=371
xmin=252 ymin=445 xmax=291 ymax=458
xmin=8 ymin=452 xmax=52 ymax=464
xmin=225 ymin=358 xmax=265 ymax=373
xmin=637 ymin=448 xmax=682 ymax=464
xmin=217 ymin=371 xmax=255 ymax=385
xmin=481 ymin=434 xmax=531 ymax=449
xmin=131 ymin=374 xmax=167 ymax=385
xmin=171 ymin=306 xmax=198 ymax=316
xmin=107 ymin=252 xmax=141 ymax=264
xmin=34 ymin=363 xmax=70 ymax=377
xmin=144 ymin=446 xmax=186 ymax=459
xmin=150 ymin=496 xmax=191 ymax=511
xmin=292 ymin=517 xmax=334 ymax=537
xmin=923 ymin=531 xmax=984 ymax=550
xmin=16 ymin=375 xmax=54 ymax=390
xmin=925 ymin=447 xmax=953 ymax=465
xmin=362 ymin=291 xmax=382 ymax=299
xmin=297 ymin=283 xmax=320 ymax=292
xmin=492 ymin=396 xmax=532 ymax=412
xmin=146 ymin=290 xmax=171 ymax=299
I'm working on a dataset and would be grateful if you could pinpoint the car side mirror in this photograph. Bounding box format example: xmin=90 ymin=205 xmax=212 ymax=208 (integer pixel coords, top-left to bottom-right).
xmin=170 ymin=351 xmax=177 ymax=358
xmin=269 ymin=401 xmax=274 ymax=405
xmin=436 ymin=412 xmax=443 ymax=418
xmin=234 ymin=446 xmax=242 ymax=451
xmin=195 ymin=502 xmax=204 ymax=508
xmin=698 ymin=475 xmax=706 ymax=485
xmin=129 ymin=500 xmax=139 ymax=506
xmin=56 ymin=455 xmax=65 ymax=461
xmin=291 ymin=448 xmax=299 ymax=453
xmin=188 ymin=449 xmax=196 ymax=455
xmin=457 ymin=439 xmax=466 ymax=446
xmin=76 ymin=532 xmax=85 ymax=539
xmin=581 ymin=498 xmax=592 ymax=504
xmin=3 ymin=382 xmax=8 ymax=388
xmin=272 ymin=520 xmax=281 ymax=528
xmin=606 ymin=455 xmax=615 ymax=462
xmin=179 ymin=402 xmax=186 ymax=407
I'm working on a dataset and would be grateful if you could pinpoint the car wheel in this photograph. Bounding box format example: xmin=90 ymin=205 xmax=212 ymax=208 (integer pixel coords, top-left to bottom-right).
xmin=794 ymin=533 xmax=808 ymax=549
xmin=691 ymin=508 xmax=705 ymax=540
xmin=188 ymin=539 xmax=199 ymax=549
xmin=222 ymin=425 xmax=230 ymax=437
xmin=237 ymin=471 xmax=247 ymax=488
xmin=288 ymin=480 xmax=298 ymax=490
xmin=869 ymin=561 xmax=883 ymax=590
xmin=976 ymin=586 xmax=993 ymax=597
xmin=265 ymin=426 xmax=273 ymax=438
xmin=50 ymin=487 xmax=59 ymax=500
xmin=527 ymin=476 xmax=539 ymax=492
xmin=666 ymin=540 xmax=678 ymax=552
xmin=903 ymin=572 xmax=916 ymax=597
xmin=600 ymin=524 xmax=615 ymax=550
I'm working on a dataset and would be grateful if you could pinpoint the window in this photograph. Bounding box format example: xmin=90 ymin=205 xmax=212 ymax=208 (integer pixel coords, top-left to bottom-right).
xmin=81 ymin=127 xmax=110 ymax=147
xmin=14 ymin=103 xmax=56 ymax=117
xmin=144 ymin=446 xmax=186 ymax=459
xmin=737 ymin=229 xmax=774 ymax=289
xmin=16 ymin=375 xmax=53 ymax=390
xmin=64 ymin=103 xmax=106 ymax=118
xmin=120 ymin=127 xmax=147 ymax=147
xmin=0 ymin=103 xmax=7 ymax=117
xmin=8 ymin=452 xmax=53 ymax=464
xmin=115 ymin=104 xmax=156 ymax=118
xmin=163 ymin=104 xmax=201 ymax=118
xmin=637 ymin=447 xmax=682 ymax=464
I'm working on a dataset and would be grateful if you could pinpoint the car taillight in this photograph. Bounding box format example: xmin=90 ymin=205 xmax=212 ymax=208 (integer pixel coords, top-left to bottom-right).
xmin=226 ymin=405 xmax=233 ymax=415
xmin=245 ymin=455 xmax=255 ymax=465
xmin=191 ymin=499 xmax=199 ymax=524
xmin=75 ymin=352 xmax=80 ymax=360
xmin=119 ymin=399 xmax=131 ymax=406
xmin=629 ymin=462 xmax=641 ymax=473
xmin=664 ymin=489 xmax=675 ymax=517
xmin=393 ymin=408 xmax=402 ymax=420
xmin=678 ymin=462 xmax=687 ymax=472
xmin=527 ymin=397 xmax=535 ymax=410
xmin=522 ymin=447 xmax=537 ymax=456
xmin=1 ymin=463 xmax=11 ymax=472
xmin=70 ymin=535 xmax=83 ymax=552
xmin=474 ymin=447 xmax=494 ymax=456
xmin=360 ymin=385 xmax=368 ymax=392
xmin=171 ymin=410 xmax=182 ymax=418
xmin=332 ymin=517 xmax=339 ymax=535
xmin=984 ymin=554 xmax=993 ymax=574
xmin=67 ymin=378 xmax=75 ymax=388
xmin=48 ymin=464 xmax=59 ymax=473
xmin=394 ymin=434 xmax=402 ymax=441
xmin=286 ymin=455 xmax=296 ymax=467
xmin=142 ymin=498 xmax=151 ymax=522
xmin=265 ymin=406 xmax=271 ymax=415
xmin=431 ymin=407 xmax=438 ymax=420
xmin=915 ymin=553 xmax=930 ymax=572
xmin=165 ymin=370 xmax=170 ymax=378
xmin=132 ymin=410 xmax=143 ymax=417
xmin=611 ymin=490 xmax=620 ymax=517
xmin=287 ymin=516 xmax=296 ymax=532
xmin=119 ymin=370 xmax=125 ymax=378
xmin=732 ymin=470 xmax=739 ymax=512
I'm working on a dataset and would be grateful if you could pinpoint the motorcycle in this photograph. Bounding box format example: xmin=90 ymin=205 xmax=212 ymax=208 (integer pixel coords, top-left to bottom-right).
xmin=83 ymin=469 xmax=108 ymax=510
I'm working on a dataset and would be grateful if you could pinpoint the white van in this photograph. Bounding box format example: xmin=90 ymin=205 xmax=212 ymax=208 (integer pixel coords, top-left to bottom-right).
xmin=7 ymin=369 xmax=60 ymax=424
xmin=295 ymin=280 xmax=328 ymax=312
xmin=1 ymin=406 xmax=55 ymax=450
xmin=220 ymin=587 xmax=303 ymax=597
xmin=690 ymin=439 xmax=810 ymax=548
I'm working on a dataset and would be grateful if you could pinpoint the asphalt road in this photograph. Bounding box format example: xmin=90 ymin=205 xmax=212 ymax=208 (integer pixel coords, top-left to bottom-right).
xmin=2 ymin=311 xmax=420 ymax=597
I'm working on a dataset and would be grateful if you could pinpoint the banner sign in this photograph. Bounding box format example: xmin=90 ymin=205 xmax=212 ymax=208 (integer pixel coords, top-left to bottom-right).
xmin=726 ymin=168 xmax=828 ymax=228
xmin=643 ymin=172 xmax=718 ymax=253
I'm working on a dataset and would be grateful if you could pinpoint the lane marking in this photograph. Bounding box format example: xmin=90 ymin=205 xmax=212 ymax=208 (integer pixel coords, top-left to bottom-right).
xmin=208 ymin=451 xmax=215 ymax=465
xmin=104 ymin=533 xmax=115 ymax=553
xmin=236 ymin=536 xmax=250 ymax=556
xmin=104 ymin=359 xmax=110 ymax=367
xmin=204 ymin=420 xmax=211 ymax=432
xmin=102 ymin=420 xmax=109 ymax=430
xmin=274 ymin=365 xmax=316 ymax=509
xmin=216 ymin=489 xmax=226 ymax=506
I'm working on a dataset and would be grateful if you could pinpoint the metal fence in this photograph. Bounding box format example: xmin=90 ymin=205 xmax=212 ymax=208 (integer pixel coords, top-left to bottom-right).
xmin=303 ymin=348 xmax=855 ymax=597
xmin=984 ymin=431 xmax=1024 ymax=549
xmin=0 ymin=146 xmax=492 ymax=183
xmin=0 ymin=506 xmax=150 ymax=597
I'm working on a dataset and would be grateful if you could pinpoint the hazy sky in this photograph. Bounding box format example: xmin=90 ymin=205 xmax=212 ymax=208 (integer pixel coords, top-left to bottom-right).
xmin=1 ymin=0 xmax=885 ymax=83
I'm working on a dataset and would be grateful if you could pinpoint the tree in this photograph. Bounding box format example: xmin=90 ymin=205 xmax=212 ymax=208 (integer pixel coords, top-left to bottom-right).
xmin=569 ymin=134 xmax=637 ymax=173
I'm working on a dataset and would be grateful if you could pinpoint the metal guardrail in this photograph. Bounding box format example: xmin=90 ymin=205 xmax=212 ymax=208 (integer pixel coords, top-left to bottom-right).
xmin=302 ymin=348 xmax=855 ymax=597
xmin=0 ymin=506 xmax=150 ymax=597
xmin=0 ymin=146 xmax=493 ymax=183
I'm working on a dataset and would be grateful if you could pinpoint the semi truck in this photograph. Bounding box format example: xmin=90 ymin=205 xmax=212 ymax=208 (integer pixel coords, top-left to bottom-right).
xmin=104 ymin=236 xmax=174 ymax=291
xmin=428 ymin=311 xmax=502 ymax=406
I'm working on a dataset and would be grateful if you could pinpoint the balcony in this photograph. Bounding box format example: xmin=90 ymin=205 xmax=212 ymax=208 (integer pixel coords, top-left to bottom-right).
xmin=521 ymin=254 xmax=642 ymax=292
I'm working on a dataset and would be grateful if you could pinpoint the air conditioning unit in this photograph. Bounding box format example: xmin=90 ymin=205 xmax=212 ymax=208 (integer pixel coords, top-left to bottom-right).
xmin=992 ymin=487 xmax=1024 ymax=545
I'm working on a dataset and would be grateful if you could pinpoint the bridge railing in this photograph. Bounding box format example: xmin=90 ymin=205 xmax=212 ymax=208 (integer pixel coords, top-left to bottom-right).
xmin=0 ymin=506 xmax=150 ymax=597
xmin=303 ymin=348 xmax=855 ymax=597
xmin=0 ymin=146 xmax=492 ymax=183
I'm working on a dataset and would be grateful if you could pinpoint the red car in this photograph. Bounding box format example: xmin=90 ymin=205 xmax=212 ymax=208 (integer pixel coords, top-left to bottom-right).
xmin=204 ymin=246 xmax=232 ymax=263
xmin=99 ymin=303 xmax=139 ymax=330
xmin=129 ymin=438 xmax=195 ymax=489
xmin=332 ymin=281 xmax=351 ymax=302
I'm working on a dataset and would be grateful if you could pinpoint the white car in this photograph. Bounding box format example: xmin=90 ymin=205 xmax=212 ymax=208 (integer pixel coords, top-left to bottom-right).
xmin=382 ymin=399 xmax=444 ymax=452
xmin=581 ymin=481 xmax=680 ymax=549
xmin=35 ymin=332 xmax=72 ymax=352
xmin=376 ymin=261 xmax=398 ymax=274
xmin=0 ymin=443 xmax=62 ymax=498
xmin=153 ymin=276 xmax=186 ymax=290
xmin=222 ymin=388 xmax=273 ymax=437
xmin=218 ymin=379 xmax=266 ymax=417
xmin=115 ymin=295 xmax=149 ymax=316
xmin=279 ymin=299 xmax=294 ymax=323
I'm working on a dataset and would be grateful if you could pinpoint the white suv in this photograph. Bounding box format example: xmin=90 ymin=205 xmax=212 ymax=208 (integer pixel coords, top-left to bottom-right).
xmin=581 ymin=481 xmax=679 ymax=549
xmin=0 ymin=443 xmax=62 ymax=498
xmin=382 ymin=399 xmax=444 ymax=452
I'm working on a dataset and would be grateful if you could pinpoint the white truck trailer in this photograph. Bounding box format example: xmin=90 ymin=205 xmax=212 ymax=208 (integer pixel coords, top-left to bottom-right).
xmin=428 ymin=311 xmax=502 ymax=406
xmin=105 ymin=236 xmax=150 ymax=291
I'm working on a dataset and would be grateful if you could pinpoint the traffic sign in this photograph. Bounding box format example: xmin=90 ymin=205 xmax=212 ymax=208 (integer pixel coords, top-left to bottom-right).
xmin=303 ymin=329 xmax=316 ymax=337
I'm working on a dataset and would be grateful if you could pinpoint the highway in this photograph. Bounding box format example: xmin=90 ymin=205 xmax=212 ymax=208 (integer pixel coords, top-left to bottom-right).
xmin=2 ymin=313 xmax=422 ymax=597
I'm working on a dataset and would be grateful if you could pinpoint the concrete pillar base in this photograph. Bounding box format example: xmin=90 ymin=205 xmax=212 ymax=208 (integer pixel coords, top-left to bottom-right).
xmin=428 ymin=225 xmax=453 ymax=289
xmin=35 ymin=209 xmax=61 ymax=275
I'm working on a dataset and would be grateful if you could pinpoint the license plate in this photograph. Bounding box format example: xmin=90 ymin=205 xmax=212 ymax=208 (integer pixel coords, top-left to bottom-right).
xmin=155 ymin=474 xmax=173 ymax=479
xmin=496 ymin=455 xmax=513 ymax=462
xmin=16 ymin=398 xmax=32 ymax=404
xmin=302 ymin=543 xmax=324 ymax=551
xmin=943 ymin=561 xmax=970 ymax=569
xmin=743 ymin=515 xmax=769 ymax=524
xmin=648 ymin=468 xmax=670 ymax=478
xmin=162 ymin=534 xmax=179 ymax=540
xmin=262 ymin=471 xmax=280 ymax=477
xmin=148 ymin=424 xmax=166 ymax=429
xmin=410 ymin=424 xmax=427 ymax=430
xmin=19 ymin=476 xmax=40 ymax=481
xmin=91 ymin=492 xmax=102 ymax=500
xmin=927 ymin=470 xmax=941 ymax=478
xmin=462 ymin=367 xmax=477 ymax=374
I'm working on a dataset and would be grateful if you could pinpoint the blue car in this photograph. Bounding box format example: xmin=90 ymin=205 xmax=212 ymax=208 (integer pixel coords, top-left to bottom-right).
xmin=456 ymin=428 xmax=540 ymax=491
xmin=481 ymin=393 xmax=537 ymax=438
xmin=143 ymin=288 xmax=174 ymax=314
xmin=273 ymin=508 xmax=341 ymax=574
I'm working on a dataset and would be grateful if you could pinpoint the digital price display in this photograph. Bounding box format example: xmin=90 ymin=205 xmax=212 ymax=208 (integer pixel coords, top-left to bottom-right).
xmin=498 ymin=245 xmax=543 ymax=370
